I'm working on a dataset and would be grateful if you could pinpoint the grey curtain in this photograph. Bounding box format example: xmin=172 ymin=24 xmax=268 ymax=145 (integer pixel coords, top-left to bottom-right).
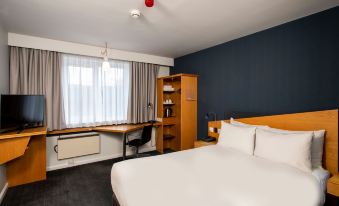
xmin=9 ymin=46 xmax=65 ymax=131
xmin=128 ymin=62 xmax=159 ymax=123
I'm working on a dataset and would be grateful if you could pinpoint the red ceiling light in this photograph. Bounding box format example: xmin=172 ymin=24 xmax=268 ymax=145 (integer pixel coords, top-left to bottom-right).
xmin=145 ymin=0 xmax=154 ymax=7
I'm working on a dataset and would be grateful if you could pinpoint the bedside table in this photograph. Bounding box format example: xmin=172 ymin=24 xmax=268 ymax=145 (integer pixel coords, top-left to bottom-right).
xmin=194 ymin=140 xmax=217 ymax=148
xmin=328 ymin=175 xmax=339 ymax=197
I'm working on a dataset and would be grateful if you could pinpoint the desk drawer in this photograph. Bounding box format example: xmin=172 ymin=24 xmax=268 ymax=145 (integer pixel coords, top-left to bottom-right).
xmin=57 ymin=133 xmax=100 ymax=160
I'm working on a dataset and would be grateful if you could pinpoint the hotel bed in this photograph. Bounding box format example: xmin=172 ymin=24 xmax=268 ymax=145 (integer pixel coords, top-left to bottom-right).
xmin=111 ymin=145 xmax=328 ymax=206
xmin=111 ymin=110 xmax=338 ymax=206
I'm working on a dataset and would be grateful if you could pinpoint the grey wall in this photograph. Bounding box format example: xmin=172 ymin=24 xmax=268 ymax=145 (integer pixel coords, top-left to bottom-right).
xmin=173 ymin=6 xmax=339 ymax=138
xmin=0 ymin=21 xmax=9 ymax=193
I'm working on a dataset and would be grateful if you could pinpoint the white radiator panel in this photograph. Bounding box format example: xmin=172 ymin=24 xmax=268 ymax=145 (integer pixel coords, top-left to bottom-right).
xmin=58 ymin=133 xmax=100 ymax=160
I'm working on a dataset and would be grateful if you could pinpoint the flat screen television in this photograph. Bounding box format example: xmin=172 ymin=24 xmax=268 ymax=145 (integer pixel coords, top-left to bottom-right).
xmin=0 ymin=95 xmax=45 ymax=133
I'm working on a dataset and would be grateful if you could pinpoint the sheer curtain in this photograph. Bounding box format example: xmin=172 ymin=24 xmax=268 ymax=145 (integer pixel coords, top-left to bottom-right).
xmin=61 ymin=54 xmax=130 ymax=128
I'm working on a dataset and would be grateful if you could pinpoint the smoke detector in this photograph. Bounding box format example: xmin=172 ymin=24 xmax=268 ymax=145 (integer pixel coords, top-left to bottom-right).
xmin=130 ymin=9 xmax=141 ymax=19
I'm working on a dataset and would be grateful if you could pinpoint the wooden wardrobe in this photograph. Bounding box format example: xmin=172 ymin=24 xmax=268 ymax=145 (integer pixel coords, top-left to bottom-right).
xmin=156 ymin=74 xmax=197 ymax=153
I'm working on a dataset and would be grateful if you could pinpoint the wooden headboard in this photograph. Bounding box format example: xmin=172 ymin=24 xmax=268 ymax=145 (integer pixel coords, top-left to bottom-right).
xmin=208 ymin=109 xmax=339 ymax=176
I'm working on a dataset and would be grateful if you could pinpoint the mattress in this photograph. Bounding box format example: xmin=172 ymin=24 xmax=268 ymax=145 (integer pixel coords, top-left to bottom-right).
xmin=111 ymin=145 xmax=327 ymax=206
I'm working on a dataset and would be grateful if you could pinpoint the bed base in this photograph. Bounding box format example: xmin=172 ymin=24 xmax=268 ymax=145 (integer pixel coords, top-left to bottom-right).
xmin=112 ymin=192 xmax=121 ymax=206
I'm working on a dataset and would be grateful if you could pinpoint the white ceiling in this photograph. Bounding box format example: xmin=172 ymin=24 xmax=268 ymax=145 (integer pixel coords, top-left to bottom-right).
xmin=0 ymin=0 xmax=338 ymax=58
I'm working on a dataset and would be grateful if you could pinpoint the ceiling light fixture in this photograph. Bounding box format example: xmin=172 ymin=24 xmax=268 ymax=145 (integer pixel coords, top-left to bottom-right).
xmin=130 ymin=9 xmax=141 ymax=18
xmin=145 ymin=0 xmax=154 ymax=7
xmin=101 ymin=42 xmax=110 ymax=71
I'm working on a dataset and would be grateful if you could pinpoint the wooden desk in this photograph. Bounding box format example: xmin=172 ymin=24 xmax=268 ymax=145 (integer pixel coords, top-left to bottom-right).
xmin=94 ymin=124 xmax=151 ymax=133
xmin=0 ymin=127 xmax=47 ymax=187
xmin=48 ymin=122 xmax=162 ymax=136
xmin=94 ymin=124 xmax=151 ymax=160
xmin=48 ymin=122 xmax=162 ymax=160
xmin=95 ymin=123 xmax=162 ymax=159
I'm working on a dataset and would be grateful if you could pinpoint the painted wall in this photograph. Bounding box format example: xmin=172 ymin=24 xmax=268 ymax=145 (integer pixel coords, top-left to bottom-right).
xmin=0 ymin=22 xmax=9 ymax=199
xmin=173 ymin=6 xmax=339 ymax=138
xmin=47 ymin=130 xmax=155 ymax=171
xmin=8 ymin=33 xmax=174 ymax=66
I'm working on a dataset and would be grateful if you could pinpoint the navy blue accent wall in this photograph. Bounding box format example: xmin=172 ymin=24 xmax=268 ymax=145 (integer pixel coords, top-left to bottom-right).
xmin=173 ymin=7 xmax=339 ymax=138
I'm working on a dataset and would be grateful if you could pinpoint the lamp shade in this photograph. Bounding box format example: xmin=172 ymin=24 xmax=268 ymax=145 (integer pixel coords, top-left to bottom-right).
xmin=102 ymin=60 xmax=110 ymax=71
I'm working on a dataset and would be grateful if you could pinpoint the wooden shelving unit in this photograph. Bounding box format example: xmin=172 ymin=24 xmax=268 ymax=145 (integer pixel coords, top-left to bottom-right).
xmin=156 ymin=74 xmax=198 ymax=153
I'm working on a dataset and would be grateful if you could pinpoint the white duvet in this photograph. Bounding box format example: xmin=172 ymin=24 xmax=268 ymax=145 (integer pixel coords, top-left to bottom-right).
xmin=111 ymin=145 xmax=326 ymax=206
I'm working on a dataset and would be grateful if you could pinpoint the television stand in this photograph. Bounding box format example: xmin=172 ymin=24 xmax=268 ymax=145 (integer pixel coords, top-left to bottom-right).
xmin=0 ymin=125 xmax=26 ymax=134
xmin=16 ymin=126 xmax=28 ymax=134
xmin=0 ymin=127 xmax=19 ymax=134
xmin=0 ymin=127 xmax=47 ymax=187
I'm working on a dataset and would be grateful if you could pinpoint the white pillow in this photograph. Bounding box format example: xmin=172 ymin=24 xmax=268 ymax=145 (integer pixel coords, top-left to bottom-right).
xmin=218 ymin=122 xmax=256 ymax=155
xmin=255 ymin=129 xmax=313 ymax=173
xmin=230 ymin=118 xmax=269 ymax=129
xmin=263 ymin=127 xmax=325 ymax=168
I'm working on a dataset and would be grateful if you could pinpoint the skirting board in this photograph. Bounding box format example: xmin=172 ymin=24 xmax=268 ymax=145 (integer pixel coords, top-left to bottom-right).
xmin=47 ymin=147 xmax=156 ymax=171
xmin=0 ymin=182 xmax=8 ymax=204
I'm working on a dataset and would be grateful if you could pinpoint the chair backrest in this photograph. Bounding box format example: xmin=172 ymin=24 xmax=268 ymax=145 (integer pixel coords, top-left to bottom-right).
xmin=141 ymin=125 xmax=153 ymax=144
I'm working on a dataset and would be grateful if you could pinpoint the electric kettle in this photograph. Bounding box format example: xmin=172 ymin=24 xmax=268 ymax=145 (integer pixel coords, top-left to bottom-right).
xmin=164 ymin=107 xmax=173 ymax=118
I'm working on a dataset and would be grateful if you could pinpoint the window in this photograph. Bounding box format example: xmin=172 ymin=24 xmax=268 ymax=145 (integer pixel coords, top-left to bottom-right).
xmin=62 ymin=54 xmax=130 ymax=128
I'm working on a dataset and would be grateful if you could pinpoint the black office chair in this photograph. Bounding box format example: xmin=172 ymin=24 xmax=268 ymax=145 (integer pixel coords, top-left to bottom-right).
xmin=126 ymin=125 xmax=153 ymax=157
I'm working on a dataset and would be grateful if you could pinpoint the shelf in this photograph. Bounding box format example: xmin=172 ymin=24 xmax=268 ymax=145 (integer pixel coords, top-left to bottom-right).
xmin=163 ymin=103 xmax=175 ymax=106
xmin=163 ymin=123 xmax=176 ymax=126
xmin=163 ymin=116 xmax=176 ymax=118
xmin=163 ymin=134 xmax=175 ymax=140
xmin=163 ymin=90 xmax=175 ymax=93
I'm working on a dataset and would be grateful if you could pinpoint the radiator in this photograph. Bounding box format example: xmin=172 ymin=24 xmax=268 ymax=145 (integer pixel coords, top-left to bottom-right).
xmin=57 ymin=132 xmax=100 ymax=160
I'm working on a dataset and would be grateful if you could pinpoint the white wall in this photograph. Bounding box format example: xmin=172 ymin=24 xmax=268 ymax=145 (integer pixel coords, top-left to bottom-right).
xmin=46 ymin=67 xmax=170 ymax=171
xmin=159 ymin=66 xmax=170 ymax=77
xmin=46 ymin=129 xmax=155 ymax=171
xmin=0 ymin=22 xmax=9 ymax=202
xmin=8 ymin=33 xmax=174 ymax=66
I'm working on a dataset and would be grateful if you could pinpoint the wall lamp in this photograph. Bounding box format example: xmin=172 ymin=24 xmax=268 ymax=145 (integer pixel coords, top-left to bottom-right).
xmin=202 ymin=112 xmax=217 ymax=142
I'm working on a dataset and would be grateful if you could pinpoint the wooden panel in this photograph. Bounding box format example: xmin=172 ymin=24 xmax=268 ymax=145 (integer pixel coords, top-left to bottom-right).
xmin=328 ymin=175 xmax=339 ymax=196
xmin=48 ymin=122 xmax=162 ymax=136
xmin=162 ymin=117 xmax=176 ymax=125
xmin=0 ymin=127 xmax=47 ymax=140
xmin=157 ymin=73 xmax=198 ymax=79
xmin=180 ymin=76 xmax=197 ymax=150
xmin=208 ymin=109 xmax=338 ymax=176
xmin=170 ymin=79 xmax=181 ymax=151
xmin=194 ymin=140 xmax=217 ymax=148
xmin=0 ymin=136 xmax=30 ymax=164
xmin=48 ymin=127 xmax=93 ymax=135
xmin=94 ymin=124 xmax=150 ymax=133
xmin=7 ymin=134 xmax=46 ymax=187
xmin=156 ymin=125 xmax=164 ymax=153
xmin=157 ymin=79 xmax=164 ymax=118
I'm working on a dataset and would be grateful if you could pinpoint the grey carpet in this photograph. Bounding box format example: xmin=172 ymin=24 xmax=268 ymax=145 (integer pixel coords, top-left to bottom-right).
xmin=1 ymin=151 xmax=160 ymax=206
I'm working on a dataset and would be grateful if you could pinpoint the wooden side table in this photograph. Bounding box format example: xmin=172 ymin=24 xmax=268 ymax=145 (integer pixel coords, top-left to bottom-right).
xmin=328 ymin=175 xmax=339 ymax=197
xmin=194 ymin=140 xmax=217 ymax=148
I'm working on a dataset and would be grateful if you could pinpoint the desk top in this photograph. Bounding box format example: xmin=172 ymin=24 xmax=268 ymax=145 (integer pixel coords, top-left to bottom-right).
xmin=94 ymin=124 xmax=150 ymax=133
xmin=0 ymin=127 xmax=47 ymax=140
xmin=48 ymin=122 xmax=162 ymax=136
